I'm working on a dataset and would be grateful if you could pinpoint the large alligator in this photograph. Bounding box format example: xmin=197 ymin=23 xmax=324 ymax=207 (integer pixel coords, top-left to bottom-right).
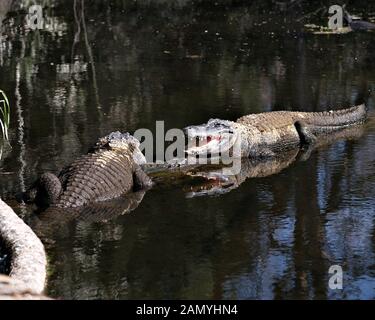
xmin=24 ymin=132 xmax=152 ymax=209
xmin=183 ymin=124 xmax=365 ymax=197
xmin=184 ymin=104 xmax=367 ymax=158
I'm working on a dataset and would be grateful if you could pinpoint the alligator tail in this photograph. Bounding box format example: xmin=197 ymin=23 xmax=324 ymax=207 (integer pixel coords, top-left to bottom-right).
xmin=304 ymin=104 xmax=367 ymax=128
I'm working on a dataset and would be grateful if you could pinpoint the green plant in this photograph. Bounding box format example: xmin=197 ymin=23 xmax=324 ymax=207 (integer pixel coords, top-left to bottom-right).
xmin=0 ymin=90 xmax=10 ymax=141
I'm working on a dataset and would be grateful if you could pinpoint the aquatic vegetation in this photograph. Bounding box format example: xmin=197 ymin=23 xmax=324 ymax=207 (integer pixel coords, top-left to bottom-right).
xmin=0 ymin=90 xmax=10 ymax=142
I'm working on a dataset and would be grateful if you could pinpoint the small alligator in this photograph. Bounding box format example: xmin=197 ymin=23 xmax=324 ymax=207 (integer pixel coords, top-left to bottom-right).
xmin=184 ymin=104 xmax=367 ymax=158
xmin=24 ymin=132 xmax=152 ymax=209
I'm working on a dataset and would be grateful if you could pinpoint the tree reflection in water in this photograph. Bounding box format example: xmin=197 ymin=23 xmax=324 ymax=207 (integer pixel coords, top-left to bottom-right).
xmin=0 ymin=0 xmax=375 ymax=299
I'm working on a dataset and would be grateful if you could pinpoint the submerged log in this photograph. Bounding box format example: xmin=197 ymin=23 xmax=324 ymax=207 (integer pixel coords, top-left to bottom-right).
xmin=0 ymin=198 xmax=47 ymax=298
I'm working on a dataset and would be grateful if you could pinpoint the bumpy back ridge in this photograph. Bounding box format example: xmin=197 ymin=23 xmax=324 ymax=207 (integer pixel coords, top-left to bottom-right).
xmin=301 ymin=104 xmax=367 ymax=127
xmin=56 ymin=149 xmax=134 ymax=208
xmin=237 ymin=104 xmax=367 ymax=131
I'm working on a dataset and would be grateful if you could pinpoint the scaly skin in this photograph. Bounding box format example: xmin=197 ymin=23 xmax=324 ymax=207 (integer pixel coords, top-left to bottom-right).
xmin=25 ymin=132 xmax=152 ymax=209
xmin=184 ymin=124 xmax=365 ymax=197
xmin=184 ymin=104 xmax=367 ymax=158
xmin=56 ymin=149 xmax=137 ymax=207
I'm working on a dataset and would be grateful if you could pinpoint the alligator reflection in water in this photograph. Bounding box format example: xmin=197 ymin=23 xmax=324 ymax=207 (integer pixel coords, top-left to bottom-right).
xmin=29 ymin=190 xmax=146 ymax=240
xmin=183 ymin=126 xmax=365 ymax=197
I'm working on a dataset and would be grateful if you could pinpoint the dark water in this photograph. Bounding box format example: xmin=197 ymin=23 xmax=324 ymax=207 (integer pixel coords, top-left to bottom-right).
xmin=0 ymin=243 xmax=9 ymax=274
xmin=1 ymin=1 xmax=375 ymax=299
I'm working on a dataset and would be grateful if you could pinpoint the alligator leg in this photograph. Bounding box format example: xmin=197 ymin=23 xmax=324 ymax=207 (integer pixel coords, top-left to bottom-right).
xmin=294 ymin=121 xmax=317 ymax=146
xmin=133 ymin=165 xmax=153 ymax=191
xmin=24 ymin=173 xmax=62 ymax=206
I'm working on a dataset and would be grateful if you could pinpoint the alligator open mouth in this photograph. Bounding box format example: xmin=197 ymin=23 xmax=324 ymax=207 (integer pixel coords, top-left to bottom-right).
xmin=184 ymin=119 xmax=237 ymax=157
xmin=184 ymin=171 xmax=235 ymax=197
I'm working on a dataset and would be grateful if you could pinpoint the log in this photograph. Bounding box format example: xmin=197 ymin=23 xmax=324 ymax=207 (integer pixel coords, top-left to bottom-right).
xmin=0 ymin=198 xmax=47 ymax=298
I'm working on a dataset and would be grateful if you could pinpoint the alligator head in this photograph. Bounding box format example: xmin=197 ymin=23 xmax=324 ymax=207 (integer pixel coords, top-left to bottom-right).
xmin=184 ymin=119 xmax=241 ymax=158
xmin=94 ymin=131 xmax=146 ymax=165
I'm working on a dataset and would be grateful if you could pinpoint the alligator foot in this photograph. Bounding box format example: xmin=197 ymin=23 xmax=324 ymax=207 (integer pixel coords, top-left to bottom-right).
xmin=23 ymin=173 xmax=62 ymax=207
xmin=133 ymin=165 xmax=154 ymax=191
xmin=294 ymin=121 xmax=318 ymax=146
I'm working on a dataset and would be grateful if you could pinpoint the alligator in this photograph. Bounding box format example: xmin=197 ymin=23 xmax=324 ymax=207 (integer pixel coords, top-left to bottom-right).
xmin=343 ymin=7 xmax=375 ymax=31
xmin=182 ymin=124 xmax=365 ymax=197
xmin=184 ymin=104 xmax=367 ymax=159
xmin=24 ymin=132 xmax=153 ymax=209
